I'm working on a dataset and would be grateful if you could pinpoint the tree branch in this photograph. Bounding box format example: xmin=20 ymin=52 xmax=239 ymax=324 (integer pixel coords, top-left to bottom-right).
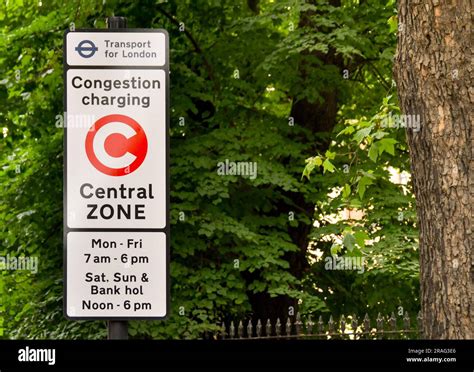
xmin=156 ymin=6 xmax=217 ymax=90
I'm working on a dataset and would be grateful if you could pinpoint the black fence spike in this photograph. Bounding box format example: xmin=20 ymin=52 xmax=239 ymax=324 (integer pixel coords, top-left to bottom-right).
xmin=238 ymin=320 xmax=244 ymax=338
xmin=351 ymin=315 xmax=358 ymax=338
xmin=417 ymin=311 xmax=423 ymax=338
xmin=403 ymin=311 xmax=410 ymax=330
xmin=216 ymin=312 xmax=419 ymax=340
xmin=306 ymin=315 xmax=314 ymax=335
xmin=389 ymin=312 xmax=397 ymax=331
xmin=363 ymin=313 xmax=371 ymax=338
xmin=285 ymin=317 xmax=292 ymax=336
xmin=376 ymin=312 xmax=384 ymax=339
xmin=295 ymin=313 xmax=303 ymax=336
xmin=340 ymin=314 xmax=346 ymax=334
xmin=275 ymin=318 xmax=281 ymax=336
xmin=256 ymin=319 xmax=262 ymax=338
xmin=221 ymin=322 xmax=226 ymax=339
xmin=328 ymin=315 xmax=334 ymax=334
xmin=265 ymin=319 xmax=272 ymax=337
xmin=247 ymin=319 xmax=253 ymax=338
xmin=318 ymin=315 xmax=324 ymax=335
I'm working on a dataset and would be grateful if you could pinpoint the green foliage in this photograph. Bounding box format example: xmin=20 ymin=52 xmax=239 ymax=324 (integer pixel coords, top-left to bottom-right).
xmin=304 ymin=92 xmax=419 ymax=317
xmin=0 ymin=0 xmax=418 ymax=339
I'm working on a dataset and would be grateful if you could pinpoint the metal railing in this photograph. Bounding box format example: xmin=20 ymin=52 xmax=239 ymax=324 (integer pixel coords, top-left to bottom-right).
xmin=218 ymin=311 xmax=423 ymax=340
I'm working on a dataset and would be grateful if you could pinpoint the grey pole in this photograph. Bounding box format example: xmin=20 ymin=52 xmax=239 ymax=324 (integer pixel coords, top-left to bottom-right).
xmin=108 ymin=319 xmax=128 ymax=339
xmin=107 ymin=16 xmax=127 ymax=29
xmin=106 ymin=15 xmax=129 ymax=341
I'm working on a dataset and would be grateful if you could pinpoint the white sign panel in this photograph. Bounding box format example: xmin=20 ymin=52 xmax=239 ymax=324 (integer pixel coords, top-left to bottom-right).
xmin=64 ymin=29 xmax=169 ymax=320
xmin=66 ymin=32 xmax=166 ymax=66
xmin=66 ymin=68 xmax=166 ymax=229
xmin=66 ymin=232 xmax=167 ymax=318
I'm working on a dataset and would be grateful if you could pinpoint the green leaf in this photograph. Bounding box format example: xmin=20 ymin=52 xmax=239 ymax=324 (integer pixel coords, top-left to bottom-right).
xmin=353 ymin=231 xmax=369 ymax=248
xmin=357 ymin=175 xmax=374 ymax=198
xmin=373 ymin=131 xmax=388 ymax=139
xmin=343 ymin=233 xmax=356 ymax=251
xmin=368 ymin=143 xmax=379 ymax=162
xmin=322 ymin=158 xmax=336 ymax=173
xmin=330 ymin=244 xmax=342 ymax=255
xmin=378 ymin=138 xmax=397 ymax=156
xmin=388 ymin=15 xmax=398 ymax=34
xmin=353 ymin=127 xmax=372 ymax=143
xmin=313 ymin=156 xmax=323 ymax=166
xmin=337 ymin=125 xmax=355 ymax=137
xmin=325 ymin=150 xmax=336 ymax=160
xmin=302 ymin=156 xmax=323 ymax=179
xmin=342 ymin=183 xmax=351 ymax=198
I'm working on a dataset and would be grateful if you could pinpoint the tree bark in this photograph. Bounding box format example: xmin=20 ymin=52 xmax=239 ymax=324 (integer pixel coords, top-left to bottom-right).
xmin=394 ymin=0 xmax=473 ymax=339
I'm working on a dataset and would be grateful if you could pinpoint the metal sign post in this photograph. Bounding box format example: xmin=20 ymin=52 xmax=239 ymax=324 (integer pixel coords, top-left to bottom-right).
xmin=63 ymin=16 xmax=169 ymax=340
xmin=107 ymin=16 xmax=129 ymax=341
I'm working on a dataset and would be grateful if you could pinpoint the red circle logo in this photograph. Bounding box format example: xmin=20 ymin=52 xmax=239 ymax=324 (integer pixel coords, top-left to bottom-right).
xmin=85 ymin=114 xmax=148 ymax=176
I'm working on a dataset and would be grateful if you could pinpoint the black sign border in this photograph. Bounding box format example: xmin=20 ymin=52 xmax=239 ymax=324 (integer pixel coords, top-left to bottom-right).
xmin=63 ymin=29 xmax=170 ymax=321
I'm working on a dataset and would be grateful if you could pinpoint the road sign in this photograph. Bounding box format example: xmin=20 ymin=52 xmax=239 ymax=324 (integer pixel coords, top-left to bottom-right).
xmin=64 ymin=29 xmax=169 ymax=319
xmin=67 ymin=232 xmax=167 ymax=318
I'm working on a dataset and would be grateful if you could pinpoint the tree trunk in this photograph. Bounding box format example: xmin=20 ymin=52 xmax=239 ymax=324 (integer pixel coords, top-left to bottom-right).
xmin=394 ymin=0 xmax=473 ymax=339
